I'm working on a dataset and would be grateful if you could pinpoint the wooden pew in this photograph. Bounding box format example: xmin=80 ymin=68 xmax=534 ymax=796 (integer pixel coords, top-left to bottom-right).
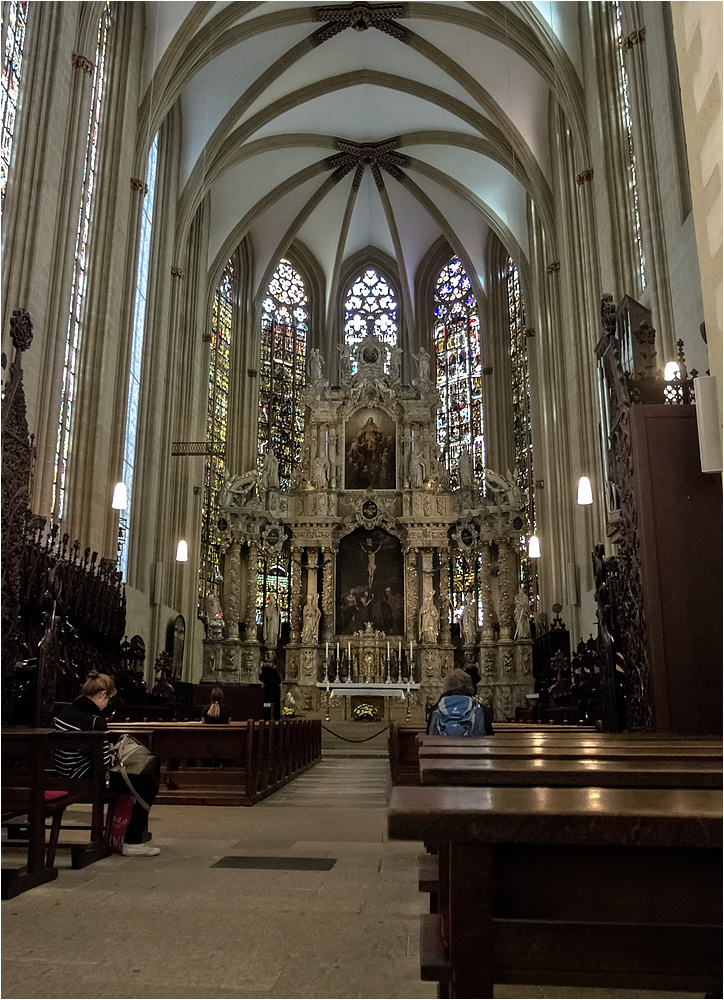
xmin=2 ymin=729 xmax=112 ymax=897
xmin=107 ymin=719 xmax=321 ymax=805
xmin=388 ymin=722 xmax=599 ymax=786
xmin=388 ymin=784 xmax=723 ymax=999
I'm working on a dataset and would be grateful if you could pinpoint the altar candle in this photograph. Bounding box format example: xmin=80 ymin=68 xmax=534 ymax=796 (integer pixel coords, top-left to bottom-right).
xmin=387 ymin=641 xmax=390 ymax=659
xmin=336 ymin=642 xmax=339 ymax=658
xmin=347 ymin=642 xmax=351 ymax=658
xmin=326 ymin=642 xmax=329 ymax=659
xmin=398 ymin=641 xmax=401 ymax=660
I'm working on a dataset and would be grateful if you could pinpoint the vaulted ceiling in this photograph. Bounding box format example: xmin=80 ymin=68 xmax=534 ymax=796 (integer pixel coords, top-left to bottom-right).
xmin=140 ymin=2 xmax=586 ymax=323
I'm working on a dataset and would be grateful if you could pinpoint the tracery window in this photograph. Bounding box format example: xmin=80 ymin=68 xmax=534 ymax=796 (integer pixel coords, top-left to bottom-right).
xmin=52 ymin=2 xmax=110 ymax=519
xmin=119 ymin=134 xmax=158 ymax=578
xmin=434 ymin=256 xmax=483 ymax=625
xmin=613 ymin=0 xmax=646 ymax=292
xmin=507 ymin=256 xmax=537 ymax=603
xmin=200 ymin=259 xmax=234 ymax=612
xmin=256 ymin=259 xmax=308 ymax=625
xmin=1 ymin=0 xmax=28 ymax=209
xmin=434 ymin=256 xmax=483 ymax=488
xmin=344 ymin=268 xmax=397 ymax=371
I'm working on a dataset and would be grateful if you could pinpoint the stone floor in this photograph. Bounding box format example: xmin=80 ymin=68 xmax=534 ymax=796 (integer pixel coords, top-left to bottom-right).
xmin=1 ymin=737 xmax=709 ymax=999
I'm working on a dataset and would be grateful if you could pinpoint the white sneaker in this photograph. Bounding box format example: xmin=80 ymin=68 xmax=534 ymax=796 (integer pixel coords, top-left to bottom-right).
xmin=122 ymin=842 xmax=161 ymax=857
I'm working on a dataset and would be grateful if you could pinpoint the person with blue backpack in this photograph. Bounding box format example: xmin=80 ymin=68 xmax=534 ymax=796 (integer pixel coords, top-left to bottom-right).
xmin=427 ymin=668 xmax=494 ymax=737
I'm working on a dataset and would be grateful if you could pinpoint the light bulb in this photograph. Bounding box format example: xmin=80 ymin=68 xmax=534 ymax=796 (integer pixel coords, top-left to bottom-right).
xmin=111 ymin=482 xmax=128 ymax=510
xmin=528 ymin=535 xmax=541 ymax=559
xmin=176 ymin=540 xmax=188 ymax=562
xmin=577 ymin=476 xmax=593 ymax=505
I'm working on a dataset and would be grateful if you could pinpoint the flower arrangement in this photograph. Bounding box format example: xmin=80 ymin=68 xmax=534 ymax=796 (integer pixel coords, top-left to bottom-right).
xmin=281 ymin=705 xmax=295 ymax=717
xmin=353 ymin=703 xmax=378 ymax=721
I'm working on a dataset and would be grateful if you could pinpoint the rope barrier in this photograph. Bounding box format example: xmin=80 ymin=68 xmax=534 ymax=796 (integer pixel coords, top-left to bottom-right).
xmin=321 ymin=723 xmax=389 ymax=743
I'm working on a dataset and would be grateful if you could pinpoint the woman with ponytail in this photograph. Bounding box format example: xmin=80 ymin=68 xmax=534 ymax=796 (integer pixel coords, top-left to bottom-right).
xmin=201 ymin=686 xmax=231 ymax=724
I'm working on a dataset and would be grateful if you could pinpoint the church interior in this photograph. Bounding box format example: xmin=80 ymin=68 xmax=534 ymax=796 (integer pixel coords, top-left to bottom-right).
xmin=1 ymin=2 xmax=722 ymax=998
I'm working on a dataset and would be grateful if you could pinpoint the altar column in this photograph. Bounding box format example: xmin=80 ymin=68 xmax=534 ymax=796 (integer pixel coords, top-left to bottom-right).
xmin=439 ymin=549 xmax=451 ymax=645
xmin=498 ymin=540 xmax=515 ymax=641
xmin=245 ymin=540 xmax=259 ymax=640
xmin=480 ymin=543 xmax=495 ymax=642
xmin=404 ymin=548 xmax=418 ymax=642
xmin=321 ymin=545 xmax=334 ymax=641
xmin=223 ymin=540 xmax=241 ymax=640
xmin=290 ymin=546 xmax=303 ymax=643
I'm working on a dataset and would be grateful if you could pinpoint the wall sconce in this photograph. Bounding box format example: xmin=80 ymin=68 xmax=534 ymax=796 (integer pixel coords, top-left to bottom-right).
xmin=576 ymin=476 xmax=593 ymax=505
xmin=528 ymin=535 xmax=541 ymax=559
xmin=176 ymin=540 xmax=188 ymax=562
xmin=111 ymin=482 xmax=128 ymax=509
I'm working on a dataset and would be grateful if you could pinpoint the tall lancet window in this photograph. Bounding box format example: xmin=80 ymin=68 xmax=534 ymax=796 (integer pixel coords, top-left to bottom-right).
xmin=507 ymin=256 xmax=536 ymax=598
xmin=200 ymin=259 xmax=234 ymax=612
xmin=257 ymin=259 xmax=307 ymax=625
xmin=52 ymin=2 xmax=111 ymax=519
xmin=1 ymin=0 xmax=28 ymax=209
xmin=612 ymin=0 xmax=645 ymax=292
xmin=434 ymin=256 xmax=483 ymax=626
xmin=344 ymin=268 xmax=397 ymax=372
xmin=434 ymin=256 xmax=483 ymax=487
xmin=118 ymin=134 xmax=158 ymax=579
xmin=258 ymin=259 xmax=308 ymax=489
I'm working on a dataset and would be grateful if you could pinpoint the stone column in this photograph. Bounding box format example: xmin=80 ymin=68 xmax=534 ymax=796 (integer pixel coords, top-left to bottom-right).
xmin=498 ymin=540 xmax=515 ymax=641
xmin=480 ymin=543 xmax=495 ymax=642
xmin=223 ymin=540 xmax=241 ymax=639
xmin=290 ymin=546 xmax=303 ymax=643
xmin=321 ymin=546 xmax=334 ymax=640
xmin=246 ymin=541 xmax=259 ymax=641
xmin=439 ymin=550 xmax=451 ymax=645
xmin=404 ymin=548 xmax=417 ymax=642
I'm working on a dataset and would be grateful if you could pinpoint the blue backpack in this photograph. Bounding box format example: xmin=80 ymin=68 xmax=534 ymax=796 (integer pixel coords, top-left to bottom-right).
xmin=427 ymin=695 xmax=486 ymax=737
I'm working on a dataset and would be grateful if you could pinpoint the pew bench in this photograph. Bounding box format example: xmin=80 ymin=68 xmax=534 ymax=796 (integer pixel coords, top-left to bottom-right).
xmin=2 ymin=729 xmax=113 ymax=897
xmin=107 ymin=719 xmax=321 ymax=805
xmin=388 ymin=784 xmax=722 ymax=999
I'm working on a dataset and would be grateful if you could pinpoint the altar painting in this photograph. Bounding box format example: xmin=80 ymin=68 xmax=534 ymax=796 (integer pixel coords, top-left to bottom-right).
xmin=336 ymin=528 xmax=404 ymax=635
xmin=344 ymin=408 xmax=395 ymax=489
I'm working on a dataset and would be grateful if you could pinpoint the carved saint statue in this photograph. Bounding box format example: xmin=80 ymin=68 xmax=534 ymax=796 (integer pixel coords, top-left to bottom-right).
xmin=419 ymin=593 xmax=439 ymax=644
xmin=410 ymin=448 xmax=426 ymax=488
xmin=513 ymin=587 xmax=532 ymax=640
xmin=313 ymin=453 xmax=330 ymax=490
xmin=263 ymin=594 xmax=280 ymax=648
xmin=338 ymin=344 xmax=352 ymax=383
xmin=415 ymin=347 xmax=431 ymax=383
xmin=309 ymin=348 xmax=324 ymax=383
xmin=389 ymin=344 xmax=402 ymax=381
xmin=459 ymin=444 xmax=474 ymax=489
xmin=301 ymin=597 xmax=321 ymax=645
xmin=259 ymin=448 xmax=279 ymax=491
xmin=460 ymin=594 xmax=477 ymax=646
xmin=205 ymin=591 xmax=224 ymax=630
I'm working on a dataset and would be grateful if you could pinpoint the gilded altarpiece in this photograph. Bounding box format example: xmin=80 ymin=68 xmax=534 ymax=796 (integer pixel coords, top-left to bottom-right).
xmin=203 ymin=335 xmax=533 ymax=722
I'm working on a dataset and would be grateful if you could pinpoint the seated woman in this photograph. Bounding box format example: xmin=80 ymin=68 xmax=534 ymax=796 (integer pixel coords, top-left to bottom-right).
xmin=54 ymin=671 xmax=160 ymax=857
xmin=201 ymin=686 xmax=232 ymax=724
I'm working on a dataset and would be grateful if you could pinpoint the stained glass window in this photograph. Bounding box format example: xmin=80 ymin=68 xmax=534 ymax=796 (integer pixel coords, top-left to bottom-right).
xmin=1 ymin=0 xmax=28 ymax=209
xmin=118 ymin=134 xmax=158 ymax=578
xmin=434 ymin=256 xmax=483 ymax=489
xmin=344 ymin=268 xmax=397 ymax=371
xmin=200 ymin=259 xmax=234 ymax=613
xmin=507 ymin=256 xmax=537 ymax=605
xmin=256 ymin=259 xmax=307 ymax=625
xmin=258 ymin=259 xmax=307 ymax=490
xmin=613 ymin=0 xmax=646 ymax=292
xmin=52 ymin=2 xmax=110 ymax=519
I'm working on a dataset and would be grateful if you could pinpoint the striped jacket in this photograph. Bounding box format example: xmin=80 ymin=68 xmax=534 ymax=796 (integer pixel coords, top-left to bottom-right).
xmin=54 ymin=696 xmax=114 ymax=778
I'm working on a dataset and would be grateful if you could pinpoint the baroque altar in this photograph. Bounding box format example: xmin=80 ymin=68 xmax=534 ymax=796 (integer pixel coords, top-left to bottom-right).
xmin=202 ymin=334 xmax=533 ymax=723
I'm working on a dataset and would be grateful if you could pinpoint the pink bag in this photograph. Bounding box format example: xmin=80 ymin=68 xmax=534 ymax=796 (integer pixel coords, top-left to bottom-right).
xmin=108 ymin=794 xmax=135 ymax=853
